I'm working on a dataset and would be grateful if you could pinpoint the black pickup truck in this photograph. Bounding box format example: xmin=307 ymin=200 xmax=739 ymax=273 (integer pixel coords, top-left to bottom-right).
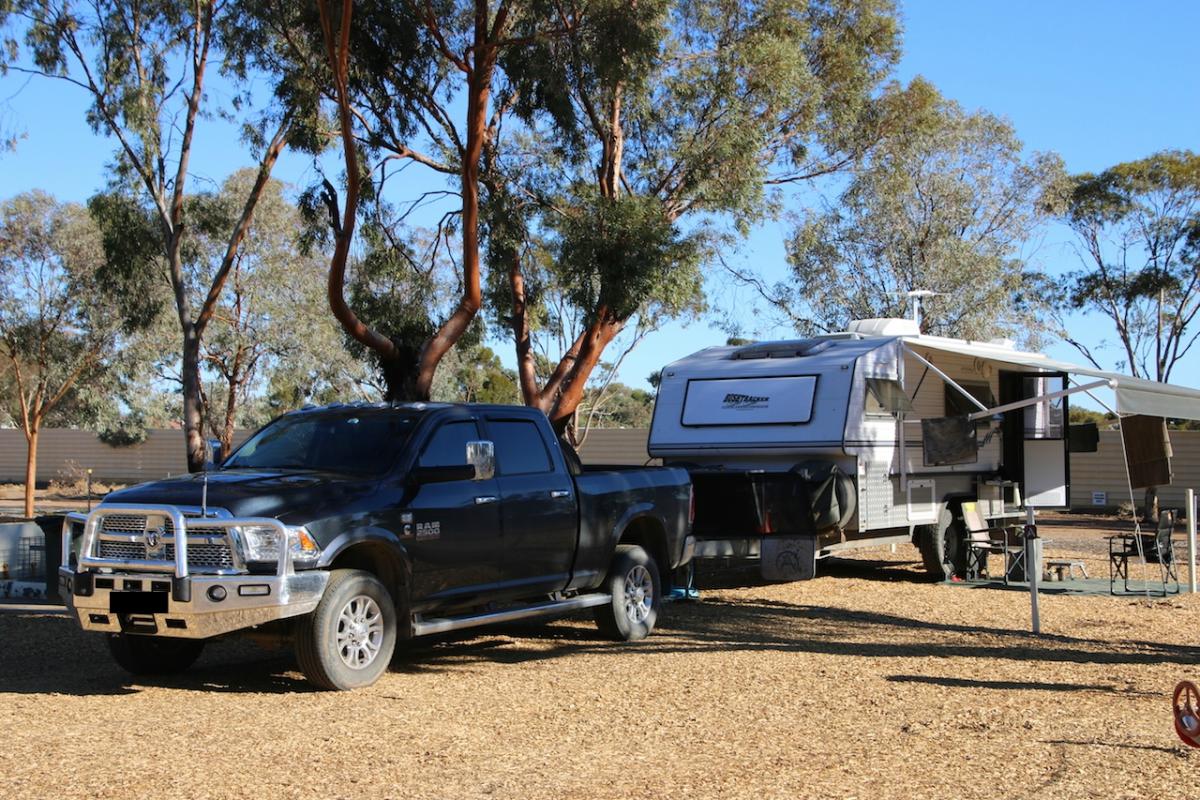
xmin=58 ymin=403 xmax=694 ymax=690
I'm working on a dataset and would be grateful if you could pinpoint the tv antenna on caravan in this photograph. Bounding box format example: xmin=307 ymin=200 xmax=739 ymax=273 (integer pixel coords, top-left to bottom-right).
xmin=905 ymin=289 xmax=939 ymax=330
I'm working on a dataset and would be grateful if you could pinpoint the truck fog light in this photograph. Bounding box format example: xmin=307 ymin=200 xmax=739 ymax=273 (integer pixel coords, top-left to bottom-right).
xmin=238 ymin=584 xmax=270 ymax=597
xmin=207 ymin=585 xmax=228 ymax=602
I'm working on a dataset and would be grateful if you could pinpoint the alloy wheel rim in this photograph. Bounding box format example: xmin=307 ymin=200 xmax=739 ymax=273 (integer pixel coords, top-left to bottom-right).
xmin=622 ymin=565 xmax=654 ymax=624
xmin=335 ymin=594 xmax=385 ymax=670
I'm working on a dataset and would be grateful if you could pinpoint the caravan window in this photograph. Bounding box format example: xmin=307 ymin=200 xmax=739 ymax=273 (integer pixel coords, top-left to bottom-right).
xmin=944 ymin=381 xmax=995 ymax=417
xmin=865 ymin=378 xmax=911 ymax=416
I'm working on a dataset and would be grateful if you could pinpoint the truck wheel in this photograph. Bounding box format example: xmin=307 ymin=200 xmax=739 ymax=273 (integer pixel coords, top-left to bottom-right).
xmin=107 ymin=634 xmax=205 ymax=675
xmin=594 ymin=545 xmax=660 ymax=641
xmin=295 ymin=569 xmax=397 ymax=691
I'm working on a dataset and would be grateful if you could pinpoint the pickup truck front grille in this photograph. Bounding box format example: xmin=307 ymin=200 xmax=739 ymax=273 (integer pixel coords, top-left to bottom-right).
xmin=94 ymin=513 xmax=238 ymax=571
xmin=96 ymin=539 xmax=236 ymax=569
xmin=100 ymin=514 xmax=151 ymax=534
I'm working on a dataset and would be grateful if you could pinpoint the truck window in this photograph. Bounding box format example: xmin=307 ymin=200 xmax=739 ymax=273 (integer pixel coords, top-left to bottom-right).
xmin=488 ymin=419 xmax=552 ymax=475
xmin=419 ymin=420 xmax=479 ymax=468
xmin=224 ymin=411 xmax=417 ymax=474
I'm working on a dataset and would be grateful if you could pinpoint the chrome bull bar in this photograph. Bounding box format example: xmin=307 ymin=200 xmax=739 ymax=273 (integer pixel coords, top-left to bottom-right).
xmin=62 ymin=504 xmax=296 ymax=602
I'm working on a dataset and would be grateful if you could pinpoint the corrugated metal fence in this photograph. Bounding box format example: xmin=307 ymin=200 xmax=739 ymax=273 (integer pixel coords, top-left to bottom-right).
xmin=1 ymin=426 xmax=1196 ymax=510
xmin=1070 ymin=430 xmax=1200 ymax=510
xmin=0 ymin=426 xmax=651 ymax=484
xmin=0 ymin=429 xmax=251 ymax=485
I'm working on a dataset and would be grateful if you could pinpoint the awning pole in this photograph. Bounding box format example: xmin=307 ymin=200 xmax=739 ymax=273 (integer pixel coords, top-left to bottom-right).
xmin=1189 ymin=488 xmax=1197 ymax=595
xmin=903 ymin=346 xmax=989 ymax=412
xmin=1026 ymin=506 xmax=1041 ymax=634
xmin=964 ymin=378 xmax=1112 ymax=422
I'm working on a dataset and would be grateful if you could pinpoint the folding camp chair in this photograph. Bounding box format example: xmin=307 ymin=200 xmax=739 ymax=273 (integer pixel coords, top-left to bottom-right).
xmin=961 ymin=501 xmax=1026 ymax=584
xmin=1109 ymin=509 xmax=1180 ymax=596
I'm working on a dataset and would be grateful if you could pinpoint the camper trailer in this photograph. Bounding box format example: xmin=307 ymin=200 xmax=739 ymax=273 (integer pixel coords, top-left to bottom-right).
xmin=648 ymin=317 xmax=1200 ymax=581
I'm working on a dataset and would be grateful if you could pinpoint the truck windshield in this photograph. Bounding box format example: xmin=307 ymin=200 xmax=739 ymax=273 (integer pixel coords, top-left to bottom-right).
xmin=222 ymin=410 xmax=418 ymax=475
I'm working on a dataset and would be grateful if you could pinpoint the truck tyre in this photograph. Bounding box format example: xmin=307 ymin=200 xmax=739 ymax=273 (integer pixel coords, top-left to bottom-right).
xmin=917 ymin=506 xmax=966 ymax=580
xmin=295 ymin=569 xmax=397 ymax=691
xmin=107 ymin=634 xmax=205 ymax=675
xmin=594 ymin=544 xmax=660 ymax=641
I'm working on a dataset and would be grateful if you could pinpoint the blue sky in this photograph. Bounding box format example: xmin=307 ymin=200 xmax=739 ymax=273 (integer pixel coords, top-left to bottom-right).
xmin=3 ymin=1 xmax=1198 ymax=395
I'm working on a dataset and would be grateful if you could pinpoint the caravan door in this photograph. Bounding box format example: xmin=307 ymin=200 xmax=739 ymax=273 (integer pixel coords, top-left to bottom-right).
xmin=1000 ymin=372 xmax=1070 ymax=509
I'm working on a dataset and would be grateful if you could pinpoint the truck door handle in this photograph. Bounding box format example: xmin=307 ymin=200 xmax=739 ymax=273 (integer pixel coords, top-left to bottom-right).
xmin=474 ymin=495 xmax=498 ymax=505
xmin=549 ymin=490 xmax=571 ymax=499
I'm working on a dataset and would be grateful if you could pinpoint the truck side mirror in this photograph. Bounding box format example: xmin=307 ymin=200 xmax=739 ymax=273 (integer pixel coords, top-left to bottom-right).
xmin=466 ymin=440 xmax=495 ymax=481
xmin=204 ymin=438 xmax=224 ymax=471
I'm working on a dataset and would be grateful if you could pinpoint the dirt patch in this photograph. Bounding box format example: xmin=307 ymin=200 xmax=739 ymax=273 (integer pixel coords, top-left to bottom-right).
xmin=4 ymin=524 xmax=1198 ymax=799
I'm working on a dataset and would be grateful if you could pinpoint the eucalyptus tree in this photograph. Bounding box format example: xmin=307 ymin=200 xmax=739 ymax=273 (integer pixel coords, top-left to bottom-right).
xmin=749 ymin=80 xmax=1063 ymax=342
xmin=238 ymin=0 xmax=575 ymax=400
xmin=1050 ymin=150 xmax=1200 ymax=381
xmin=190 ymin=171 xmax=365 ymax=453
xmin=490 ymin=0 xmax=903 ymax=430
xmin=0 ymin=192 xmax=153 ymax=517
xmin=0 ymin=1 xmax=298 ymax=471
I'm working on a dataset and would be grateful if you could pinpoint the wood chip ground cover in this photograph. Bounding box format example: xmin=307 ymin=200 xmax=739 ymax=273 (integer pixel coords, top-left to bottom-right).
xmin=1 ymin=518 xmax=1196 ymax=799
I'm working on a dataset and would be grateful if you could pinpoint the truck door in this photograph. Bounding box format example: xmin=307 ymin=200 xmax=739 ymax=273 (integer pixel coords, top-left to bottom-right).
xmin=483 ymin=415 xmax=578 ymax=595
xmin=406 ymin=418 xmax=506 ymax=605
xmin=1000 ymin=372 xmax=1070 ymax=508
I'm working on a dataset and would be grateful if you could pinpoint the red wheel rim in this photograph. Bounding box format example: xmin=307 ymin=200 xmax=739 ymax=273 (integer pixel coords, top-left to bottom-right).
xmin=1173 ymin=681 xmax=1200 ymax=748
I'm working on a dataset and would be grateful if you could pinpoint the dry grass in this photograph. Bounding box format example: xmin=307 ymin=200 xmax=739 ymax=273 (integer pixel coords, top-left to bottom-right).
xmin=1 ymin=518 xmax=1197 ymax=799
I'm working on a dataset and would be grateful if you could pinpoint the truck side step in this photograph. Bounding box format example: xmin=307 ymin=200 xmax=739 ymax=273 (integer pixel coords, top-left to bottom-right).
xmin=412 ymin=593 xmax=611 ymax=637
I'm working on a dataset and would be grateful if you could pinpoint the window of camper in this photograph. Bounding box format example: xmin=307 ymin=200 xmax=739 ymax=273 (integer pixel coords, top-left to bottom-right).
xmin=865 ymin=378 xmax=911 ymax=416
xmin=681 ymin=375 xmax=817 ymax=426
xmin=1023 ymin=375 xmax=1065 ymax=439
xmin=944 ymin=380 xmax=995 ymax=418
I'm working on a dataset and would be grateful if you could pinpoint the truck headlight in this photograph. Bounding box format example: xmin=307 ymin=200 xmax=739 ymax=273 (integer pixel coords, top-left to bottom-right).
xmin=240 ymin=525 xmax=321 ymax=562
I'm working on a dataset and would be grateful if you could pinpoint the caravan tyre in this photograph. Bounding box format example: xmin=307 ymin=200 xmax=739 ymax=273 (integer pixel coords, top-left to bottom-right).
xmin=917 ymin=506 xmax=966 ymax=580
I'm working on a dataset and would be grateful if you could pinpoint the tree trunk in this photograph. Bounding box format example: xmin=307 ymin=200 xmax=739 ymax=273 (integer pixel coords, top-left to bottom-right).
xmin=181 ymin=325 xmax=207 ymax=473
xmin=22 ymin=424 xmax=38 ymax=519
xmin=508 ymin=249 xmax=544 ymax=410
xmin=221 ymin=377 xmax=238 ymax=459
xmin=550 ymin=312 xmax=624 ymax=429
xmin=412 ymin=35 xmax=495 ymax=399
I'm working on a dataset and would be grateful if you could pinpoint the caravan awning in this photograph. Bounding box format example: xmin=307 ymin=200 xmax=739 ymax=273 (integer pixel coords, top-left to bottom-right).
xmin=901 ymin=336 xmax=1200 ymax=421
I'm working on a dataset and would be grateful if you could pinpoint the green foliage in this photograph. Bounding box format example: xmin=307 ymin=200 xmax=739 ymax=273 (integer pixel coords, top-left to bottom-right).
xmin=554 ymin=189 xmax=703 ymax=321
xmin=184 ymin=171 xmax=373 ymax=436
xmin=87 ymin=193 xmax=166 ymax=330
xmin=97 ymin=419 xmax=149 ymax=447
xmin=344 ymin=218 xmax=439 ymax=384
xmin=1050 ymin=150 xmax=1200 ymax=381
xmin=772 ymin=80 xmax=1062 ymax=341
xmin=484 ymin=0 xmax=902 ymax=410
xmin=507 ymin=0 xmax=901 ymax=224
xmin=430 ymin=345 xmax=520 ymax=405
xmin=0 ymin=191 xmax=145 ymax=430
xmin=1068 ymin=407 xmax=1116 ymax=427
xmin=578 ymin=381 xmax=656 ymax=429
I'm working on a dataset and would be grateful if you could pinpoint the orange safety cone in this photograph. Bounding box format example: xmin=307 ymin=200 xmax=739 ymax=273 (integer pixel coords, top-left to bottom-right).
xmin=1173 ymin=681 xmax=1200 ymax=748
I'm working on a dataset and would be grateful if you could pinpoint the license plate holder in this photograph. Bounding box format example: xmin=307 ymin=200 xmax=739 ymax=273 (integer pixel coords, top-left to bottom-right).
xmin=110 ymin=591 xmax=168 ymax=614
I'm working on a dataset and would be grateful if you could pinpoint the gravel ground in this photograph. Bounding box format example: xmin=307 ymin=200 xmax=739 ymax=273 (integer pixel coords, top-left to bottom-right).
xmin=2 ymin=518 xmax=1197 ymax=800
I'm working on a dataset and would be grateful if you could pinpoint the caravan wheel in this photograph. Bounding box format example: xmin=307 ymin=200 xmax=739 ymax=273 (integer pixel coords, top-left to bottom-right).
xmin=917 ymin=506 xmax=966 ymax=580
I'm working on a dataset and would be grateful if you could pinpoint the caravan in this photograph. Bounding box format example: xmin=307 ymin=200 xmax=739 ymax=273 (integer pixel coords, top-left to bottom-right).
xmin=649 ymin=317 xmax=1200 ymax=581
